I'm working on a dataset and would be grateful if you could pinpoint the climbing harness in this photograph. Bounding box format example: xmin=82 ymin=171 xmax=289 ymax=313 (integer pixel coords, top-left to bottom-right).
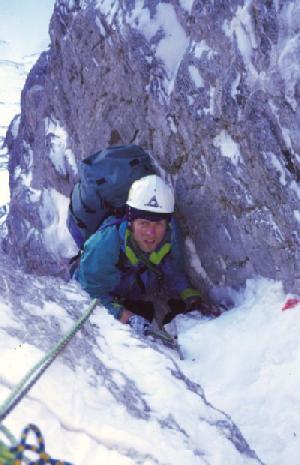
xmin=0 ymin=298 xmax=99 ymax=465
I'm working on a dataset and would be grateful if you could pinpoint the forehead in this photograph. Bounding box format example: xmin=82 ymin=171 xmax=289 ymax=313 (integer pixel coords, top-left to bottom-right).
xmin=133 ymin=218 xmax=167 ymax=226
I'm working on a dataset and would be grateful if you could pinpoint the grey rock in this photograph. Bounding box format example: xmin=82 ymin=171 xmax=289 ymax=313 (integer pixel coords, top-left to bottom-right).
xmin=4 ymin=0 xmax=300 ymax=293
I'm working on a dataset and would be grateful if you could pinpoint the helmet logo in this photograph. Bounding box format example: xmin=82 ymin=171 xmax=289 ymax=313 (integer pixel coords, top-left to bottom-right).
xmin=144 ymin=195 xmax=161 ymax=209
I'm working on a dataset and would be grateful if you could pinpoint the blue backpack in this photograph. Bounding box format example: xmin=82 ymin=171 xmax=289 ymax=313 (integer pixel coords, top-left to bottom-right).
xmin=67 ymin=144 xmax=154 ymax=248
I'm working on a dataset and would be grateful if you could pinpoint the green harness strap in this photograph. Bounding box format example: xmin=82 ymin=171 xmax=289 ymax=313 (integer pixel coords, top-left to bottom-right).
xmin=128 ymin=236 xmax=165 ymax=282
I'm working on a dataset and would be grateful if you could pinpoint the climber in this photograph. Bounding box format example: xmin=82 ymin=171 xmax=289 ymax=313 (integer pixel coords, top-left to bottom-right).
xmin=76 ymin=174 xmax=220 ymax=335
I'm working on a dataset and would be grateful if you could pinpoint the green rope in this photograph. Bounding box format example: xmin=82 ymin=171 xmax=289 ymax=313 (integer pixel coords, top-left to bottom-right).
xmin=0 ymin=298 xmax=98 ymax=423
xmin=0 ymin=424 xmax=17 ymax=465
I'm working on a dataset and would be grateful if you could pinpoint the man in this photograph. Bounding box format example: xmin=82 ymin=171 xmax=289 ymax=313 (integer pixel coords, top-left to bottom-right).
xmin=76 ymin=175 xmax=220 ymax=335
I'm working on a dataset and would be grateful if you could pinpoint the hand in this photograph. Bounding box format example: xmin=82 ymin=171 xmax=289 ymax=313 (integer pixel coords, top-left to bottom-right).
xmin=198 ymin=302 xmax=222 ymax=318
xmin=128 ymin=315 xmax=151 ymax=336
xmin=186 ymin=298 xmax=221 ymax=318
xmin=120 ymin=309 xmax=134 ymax=323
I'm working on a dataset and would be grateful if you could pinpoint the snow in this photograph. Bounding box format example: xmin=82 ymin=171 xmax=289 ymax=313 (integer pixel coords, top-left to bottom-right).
xmin=95 ymin=16 xmax=106 ymax=37
xmin=96 ymin=0 xmax=119 ymax=25
xmin=223 ymin=1 xmax=258 ymax=81
xmin=178 ymin=0 xmax=194 ymax=14
xmin=1 ymin=262 xmax=300 ymax=465
xmin=231 ymin=72 xmax=241 ymax=99
xmin=213 ymin=130 xmax=242 ymax=166
xmin=185 ymin=237 xmax=212 ymax=285
xmin=45 ymin=117 xmax=78 ymax=176
xmin=290 ymin=180 xmax=300 ymax=200
xmin=10 ymin=114 xmax=20 ymax=138
xmin=188 ymin=65 xmax=204 ymax=88
xmin=39 ymin=188 xmax=78 ymax=258
xmin=127 ymin=2 xmax=189 ymax=95
xmin=268 ymin=152 xmax=286 ymax=186
xmin=278 ymin=3 xmax=300 ymax=111
xmin=294 ymin=210 xmax=300 ymax=223
xmin=177 ymin=277 xmax=300 ymax=465
xmin=193 ymin=40 xmax=215 ymax=60
xmin=0 ymin=169 xmax=10 ymax=205
xmin=1 ymin=3 xmax=300 ymax=464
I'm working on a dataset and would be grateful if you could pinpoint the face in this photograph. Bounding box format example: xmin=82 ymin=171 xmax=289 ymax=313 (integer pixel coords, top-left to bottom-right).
xmin=131 ymin=218 xmax=168 ymax=253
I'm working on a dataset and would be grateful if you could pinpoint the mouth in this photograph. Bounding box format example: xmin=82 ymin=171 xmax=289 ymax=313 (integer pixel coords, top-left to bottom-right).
xmin=143 ymin=239 xmax=156 ymax=249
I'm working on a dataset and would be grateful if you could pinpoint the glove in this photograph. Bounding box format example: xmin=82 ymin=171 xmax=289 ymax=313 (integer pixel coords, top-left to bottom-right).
xmin=185 ymin=298 xmax=221 ymax=318
xmin=128 ymin=315 xmax=151 ymax=336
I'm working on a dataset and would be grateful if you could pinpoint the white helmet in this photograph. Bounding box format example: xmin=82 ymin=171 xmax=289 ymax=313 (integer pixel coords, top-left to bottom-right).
xmin=126 ymin=175 xmax=174 ymax=214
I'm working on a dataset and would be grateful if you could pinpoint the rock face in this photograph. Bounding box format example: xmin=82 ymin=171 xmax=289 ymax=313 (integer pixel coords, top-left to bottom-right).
xmin=4 ymin=0 xmax=300 ymax=292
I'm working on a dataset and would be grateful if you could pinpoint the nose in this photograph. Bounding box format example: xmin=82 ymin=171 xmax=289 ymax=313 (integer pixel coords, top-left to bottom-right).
xmin=145 ymin=224 xmax=156 ymax=238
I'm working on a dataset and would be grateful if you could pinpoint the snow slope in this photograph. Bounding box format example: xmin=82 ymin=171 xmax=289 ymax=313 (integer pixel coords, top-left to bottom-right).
xmin=0 ymin=251 xmax=264 ymax=465
xmin=1 ymin=248 xmax=300 ymax=465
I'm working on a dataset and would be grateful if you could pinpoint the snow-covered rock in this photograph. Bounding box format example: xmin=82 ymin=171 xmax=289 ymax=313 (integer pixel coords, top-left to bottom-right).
xmin=4 ymin=0 xmax=300 ymax=292
xmin=0 ymin=249 xmax=266 ymax=465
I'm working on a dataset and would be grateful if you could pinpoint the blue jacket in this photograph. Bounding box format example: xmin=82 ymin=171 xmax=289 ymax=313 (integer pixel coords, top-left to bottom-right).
xmin=76 ymin=217 xmax=201 ymax=319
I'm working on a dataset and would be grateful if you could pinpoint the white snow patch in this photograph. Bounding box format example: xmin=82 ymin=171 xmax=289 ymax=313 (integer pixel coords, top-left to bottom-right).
xmin=223 ymin=1 xmax=258 ymax=80
xmin=188 ymin=64 xmax=204 ymax=88
xmin=95 ymin=15 xmax=106 ymax=36
xmin=231 ymin=72 xmax=241 ymax=99
xmin=167 ymin=115 xmax=177 ymax=133
xmin=187 ymin=95 xmax=194 ymax=106
xmin=11 ymin=114 xmax=20 ymax=138
xmin=39 ymin=188 xmax=78 ymax=259
xmin=128 ymin=2 xmax=189 ymax=95
xmin=193 ymin=40 xmax=215 ymax=59
xmin=294 ymin=210 xmax=300 ymax=223
xmin=0 ymin=301 xmax=19 ymax=329
xmin=290 ymin=180 xmax=300 ymax=200
xmin=268 ymin=152 xmax=287 ymax=185
xmin=213 ymin=130 xmax=241 ymax=166
xmin=185 ymin=236 xmax=212 ymax=284
xmin=202 ymin=85 xmax=216 ymax=115
xmin=178 ymin=0 xmax=194 ymax=14
xmin=0 ymin=169 xmax=10 ymax=205
xmin=45 ymin=118 xmax=78 ymax=176
xmin=278 ymin=33 xmax=300 ymax=111
xmin=95 ymin=0 xmax=119 ymax=25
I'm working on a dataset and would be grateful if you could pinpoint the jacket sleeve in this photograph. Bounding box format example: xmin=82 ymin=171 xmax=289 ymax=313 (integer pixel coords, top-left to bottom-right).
xmin=77 ymin=225 xmax=124 ymax=319
xmin=163 ymin=255 xmax=201 ymax=303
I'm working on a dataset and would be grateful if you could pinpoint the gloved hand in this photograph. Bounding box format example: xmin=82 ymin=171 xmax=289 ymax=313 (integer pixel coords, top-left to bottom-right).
xmin=128 ymin=314 xmax=151 ymax=336
xmin=185 ymin=297 xmax=221 ymax=318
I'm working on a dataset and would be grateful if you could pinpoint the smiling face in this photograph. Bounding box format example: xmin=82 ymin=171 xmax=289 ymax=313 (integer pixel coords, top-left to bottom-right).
xmin=131 ymin=218 xmax=168 ymax=253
